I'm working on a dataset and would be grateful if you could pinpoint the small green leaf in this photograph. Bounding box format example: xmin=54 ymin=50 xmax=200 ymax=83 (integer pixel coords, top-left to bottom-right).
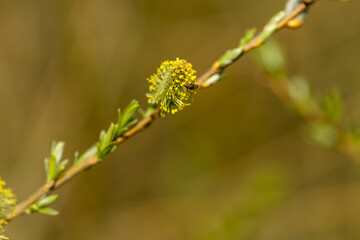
xmin=99 ymin=143 xmax=116 ymax=158
xmin=26 ymin=204 xmax=39 ymax=213
xmin=126 ymin=118 xmax=138 ymax=128
xmin=36 ymin=195 xmax=58 ymax=209
xmin=268 ymin=10 xmax=286 ymax=26
xmin=205 ymin=72 xmax=223 ymax=86
xmin=103 ymin=123 xmax=117 ymax=146
xmin=45 ymin=155 xmax=57 ymax=183
xmin=73 ymin=145 xmax=98 ymax=166
xmin=53 ymin=159 xmax=69 ymax=179
xmin=116 ymin=127 xmax=128 ymax=138
xmin=58 ymin=159 xmax=69 ymax=172
xmin=321 ymin=90 xmax=343 ymax=124
xmin=217 ymin=28 xmax=258 ymax=69
xmin=45 ymin=141 xmax=66 ymax=182
xmin=289 ymin=76 xmax=310 ymax=104
xmin=51 ymin=142 xmax=65 ymax=163
xmin=239 ymin=28 xmax=256 ymax=48
xmin=26 ymin=194 xmax=59 ymax=215
xmin=141 ymin=104 xmax=158 ymax=118
xmin=119 ymin=100 xmax=139 ymax=128
xmin=308 ymin=124 xmax=339 ymax=148
xmin=260 ymin=11 xmax=286 ymax=43
xmin=217 ymin=48 xmax=243 ymax=68
xmin=37 ymin=208 xmax=59 ymax=216
xmin=116 ymin=101 xmax=139 ymax=136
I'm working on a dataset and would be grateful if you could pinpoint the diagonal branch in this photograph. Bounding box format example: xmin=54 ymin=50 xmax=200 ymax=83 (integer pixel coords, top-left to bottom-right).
xmin=1 ymin=0 xmax=316 ymax=225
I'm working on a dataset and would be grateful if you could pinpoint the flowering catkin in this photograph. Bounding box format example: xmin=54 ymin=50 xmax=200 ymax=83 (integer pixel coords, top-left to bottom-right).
xmin=147 ymin=58 xmax=197 ymax=116
xmin=0 ymin=178 xmax=16 ymax=240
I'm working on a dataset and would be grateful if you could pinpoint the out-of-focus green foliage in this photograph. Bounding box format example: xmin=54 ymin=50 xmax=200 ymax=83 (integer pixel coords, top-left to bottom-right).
xmin=252 ymin=39 xmax=360 ymax=154
xmin=194 ymin=167 xmax=289 ymax=240
xmin=252 ymin=40 xmax=286 ymax=77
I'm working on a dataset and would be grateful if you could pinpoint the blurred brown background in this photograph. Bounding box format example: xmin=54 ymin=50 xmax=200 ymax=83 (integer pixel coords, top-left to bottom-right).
xmin=1 ymin=0 xmax=360 ymax=239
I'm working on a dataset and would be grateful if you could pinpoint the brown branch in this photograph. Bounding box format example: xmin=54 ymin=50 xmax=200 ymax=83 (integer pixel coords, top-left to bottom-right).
xmin=1 ymin=0 xmax=316 ymax=224
xmin=197 ymin=0 xmax=315 ymax=88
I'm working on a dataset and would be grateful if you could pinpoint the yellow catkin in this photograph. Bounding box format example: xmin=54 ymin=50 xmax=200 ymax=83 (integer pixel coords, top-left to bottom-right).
xmin=0 ymin=178 xmax=16 ymax=239
xmin=147 ymin=58 xmax=197 ymax=116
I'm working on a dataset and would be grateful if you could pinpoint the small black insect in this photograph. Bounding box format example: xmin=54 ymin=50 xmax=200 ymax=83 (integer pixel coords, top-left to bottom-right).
xmin=184 ymin=84 xmax=199 ymax=90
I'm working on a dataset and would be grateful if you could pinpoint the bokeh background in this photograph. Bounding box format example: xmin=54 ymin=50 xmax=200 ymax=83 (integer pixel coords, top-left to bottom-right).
xmin=1 ymin=0 xmax=360 ymax=239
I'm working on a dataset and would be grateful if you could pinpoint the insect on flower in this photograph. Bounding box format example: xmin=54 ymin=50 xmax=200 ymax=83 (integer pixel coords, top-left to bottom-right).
xmin=184 ymin=84 xmax=199 ymax=90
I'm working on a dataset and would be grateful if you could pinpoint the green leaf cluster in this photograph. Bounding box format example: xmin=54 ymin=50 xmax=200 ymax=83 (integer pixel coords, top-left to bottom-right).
xmin=26 ymin=195 xmax=59 ymax=216
xmin=34 ymin=101 xmax=139 ymax=220
xmin=97 ymin=100 xmax=139 ymax=159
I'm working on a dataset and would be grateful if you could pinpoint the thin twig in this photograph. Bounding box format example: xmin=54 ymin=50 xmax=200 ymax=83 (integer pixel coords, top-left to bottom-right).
xmin=248 ymin=58 xmax=360 ymax=162
xmin=1 ymin=0 xmax=316 ymax=224
xmin=197 ymin=0 xmax=316 ymax=87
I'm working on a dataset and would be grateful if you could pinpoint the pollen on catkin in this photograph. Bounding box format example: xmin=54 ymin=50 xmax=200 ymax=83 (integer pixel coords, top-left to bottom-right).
xmin=147 ymin=58 xmax=197 ymax=116
xmin=0 ymin=178 xmax=16 ymax=240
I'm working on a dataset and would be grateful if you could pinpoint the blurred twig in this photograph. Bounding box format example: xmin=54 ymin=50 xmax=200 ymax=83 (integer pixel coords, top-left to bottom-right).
xmin=0 ymin=0 xmax=317 ymax=225
xmin=249 ymin=39 xmax=360 ymax=162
